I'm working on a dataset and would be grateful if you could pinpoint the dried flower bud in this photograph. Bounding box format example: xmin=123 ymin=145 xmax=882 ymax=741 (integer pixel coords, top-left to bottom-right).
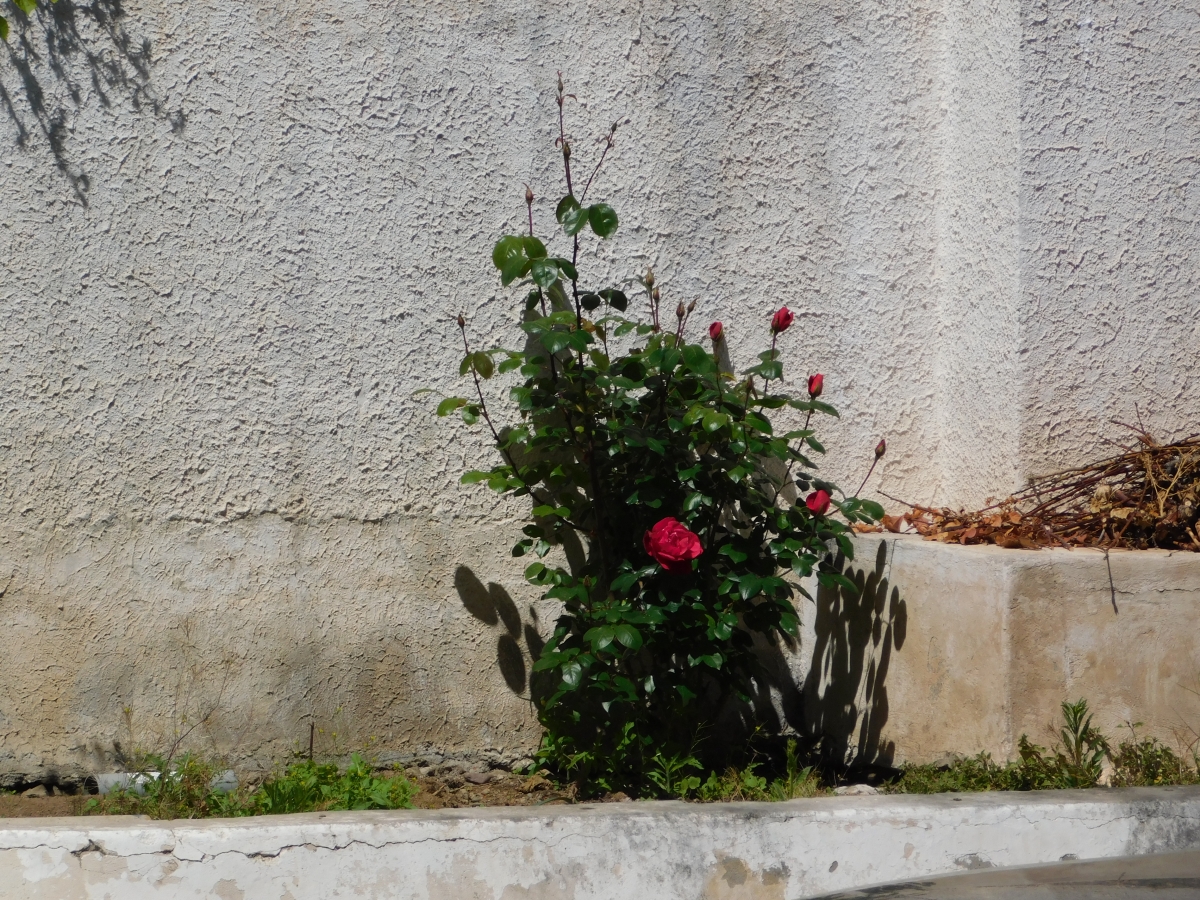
xmin=525 ymin=185 xmax=534 ymax=205
xmin=562 ymin=141 xmax=571 ymax=160
xmin=875 ymin=438 xmax=887 ymax=458
xmin=652 ymin=287 xmax=661 ymax=303
xmin=676 ymin=302 xmax=686 ymax=320
xmin=709 ymin=321 xmax=724 ymax=342
xmin=687 ymin=299 xmax=697 ymax=313
xmin=456 ymin=314 xmax=466 ymax=328
xmin=645 ymin=269 xmax=655 ymax=288
xmin=807 ymin=373 xmax=824 ymax=399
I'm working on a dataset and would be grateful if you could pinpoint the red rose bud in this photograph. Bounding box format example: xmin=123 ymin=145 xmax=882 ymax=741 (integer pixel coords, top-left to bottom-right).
xmin=807 ymin=373 xmax=824 ymax=399
xmin=875 ymin=438 xmax=887 ymax=458
xmin=805 ymin=489 xmax=832 ymax=516
xmin=771 ymin=306 xmax=794 ymax=334
xmin=643 ymin=517 xmax=703 ymax=575
xmin=709 ymin=321 xmax=724 ymax=342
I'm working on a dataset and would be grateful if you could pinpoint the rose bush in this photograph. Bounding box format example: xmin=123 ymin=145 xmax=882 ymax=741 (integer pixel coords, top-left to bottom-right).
xmin=433 ymin=80 xmax=882 ymax=795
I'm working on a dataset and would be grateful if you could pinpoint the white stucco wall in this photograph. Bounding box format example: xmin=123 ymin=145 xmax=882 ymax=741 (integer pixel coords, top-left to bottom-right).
xmin=0 ymin=1 xmax=1195 ymax=779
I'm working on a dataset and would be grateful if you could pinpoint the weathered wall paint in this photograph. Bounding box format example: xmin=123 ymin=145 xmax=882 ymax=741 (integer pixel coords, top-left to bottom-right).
xmin=0 ymin=1 xmax=1195 ymax=778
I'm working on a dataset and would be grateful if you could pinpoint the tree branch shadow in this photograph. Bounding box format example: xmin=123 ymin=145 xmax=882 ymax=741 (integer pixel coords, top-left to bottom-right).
xmin=803 ymin=539 xmax=908 ymax=769
xmin=1 ymin=0 xmax=185 ymax=205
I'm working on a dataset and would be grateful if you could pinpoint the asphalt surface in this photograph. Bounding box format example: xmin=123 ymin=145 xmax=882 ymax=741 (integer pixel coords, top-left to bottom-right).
xmin=813 ymin=851 xmax=1200 ymax=899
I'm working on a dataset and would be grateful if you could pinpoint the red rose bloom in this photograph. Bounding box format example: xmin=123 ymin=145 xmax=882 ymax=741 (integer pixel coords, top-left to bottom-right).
xmin=806 ymin=489 xmax=831 ymax=516
xmin=807 ymin=373 xmax=824 ymax=398
xmin=771 ymin=307 xmax=794 ymax=334
xmin=643 ymin=517 xmax=703 ymax=575
xmin=709 ymin=321 xmax=724 ymax=342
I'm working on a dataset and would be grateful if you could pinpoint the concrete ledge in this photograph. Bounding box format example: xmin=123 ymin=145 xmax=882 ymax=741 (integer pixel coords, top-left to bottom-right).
xmin=800 ymin=535 xmax=1200 ymax=764
xmin=4 ymin=787 xmax=1200 ymax=899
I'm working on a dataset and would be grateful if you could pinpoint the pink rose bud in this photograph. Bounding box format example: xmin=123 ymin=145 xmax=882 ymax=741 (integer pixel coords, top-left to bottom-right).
xmin=643 ymin=517 xmax=704 ymax=575
xmin=805 ymin=489 xmax=831 ymax=516
xmin=709 ymin=321 xmax=724 ymax=342
xmin=875 ymin=438 xmax=887 ymax=458
xmin=771 ymin=307 xmax=794 ymax=334
xmin=808 ymin=373 xmax=824 ymax=399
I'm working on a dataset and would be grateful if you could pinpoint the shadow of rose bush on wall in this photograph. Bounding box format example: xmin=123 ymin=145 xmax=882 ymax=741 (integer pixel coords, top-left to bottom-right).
xmin=431 ymin=78 xmax=883 ymax=797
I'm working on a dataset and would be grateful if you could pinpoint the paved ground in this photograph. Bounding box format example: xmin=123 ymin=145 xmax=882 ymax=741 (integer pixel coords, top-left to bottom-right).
xmin=814 ymin=851 xmax=1200 ymax=898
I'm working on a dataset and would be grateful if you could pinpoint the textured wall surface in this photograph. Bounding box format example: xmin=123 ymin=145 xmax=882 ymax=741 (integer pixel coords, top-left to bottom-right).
xmin=0 ymin=0 xmax=1195 ymax=778
xmin=1020 ymin=2 xmax=1200 ymax=474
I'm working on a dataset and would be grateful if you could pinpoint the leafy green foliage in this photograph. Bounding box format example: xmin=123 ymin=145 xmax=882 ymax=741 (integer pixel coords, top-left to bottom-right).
xmin=887 ymin=699 xmax=1199 ymax=795
xmin=85 ymin=753 xmax=414 ymax=819
xmin=253 ymin=753 xmax=415 ymax=813
xmin=1108 ymin=724 xmax=1200 ymax=787
xmin=445 ymin=83 xmax=879 ymax=798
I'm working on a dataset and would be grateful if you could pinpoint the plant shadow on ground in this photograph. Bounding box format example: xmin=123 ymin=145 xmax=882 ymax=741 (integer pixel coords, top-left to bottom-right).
xmin=803 ymin=540 xmax=907 ymax=776
xmin=0 ymin=0 xmax=185 ymax=203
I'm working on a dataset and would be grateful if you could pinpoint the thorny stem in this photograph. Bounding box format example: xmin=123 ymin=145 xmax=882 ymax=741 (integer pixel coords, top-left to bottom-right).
xmin=854 ymin=457 xmax=880 ymax=498
xmin=579 ymin=122 xmax=618 ymax=204
xmin=460 ymin=317 xmax=589 ymax=534
xmin=459 ymin=319 xmax=506 ymax=450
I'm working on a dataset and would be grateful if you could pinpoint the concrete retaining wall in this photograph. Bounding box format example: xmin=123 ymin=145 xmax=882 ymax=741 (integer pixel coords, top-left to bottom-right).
xmin=4 ymin=788 xmax=1200 ymax=899
xmin=800 ymin=535 xmax=1200 ymax=765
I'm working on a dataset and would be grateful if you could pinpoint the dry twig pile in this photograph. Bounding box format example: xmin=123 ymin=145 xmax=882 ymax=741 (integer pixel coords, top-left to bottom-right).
xmin=873 ymin=431 xmax=1200 ymax=552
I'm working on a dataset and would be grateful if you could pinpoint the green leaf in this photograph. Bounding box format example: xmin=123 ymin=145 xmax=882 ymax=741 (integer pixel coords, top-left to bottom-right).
xmin=492 ymin=235 xmax=527 ymax=286
xmin=555 ymin=195 xmax=579 ymax=223
xmin=529 ymin=258 xmax=559 ymax=289
xmin=14 ymin=0 xmax=35 ymax=14
xmin=561 ymin=660 xmax=583 ymax=688
xmin=581 ymin=292 xmax=602 ymax=311
xmin=460 ymin=470 xmax=491 ymax=484
xmin=681 ymin=344 xmax=715 ymax=374
xmin=614 ymin=625 xmax=642 ymax=650
xmin=0 ymin=16 xmax=8 ymax=41
xmin=522 ymin=236 xmax=548 ymax=259
xmin=552 ymin=257 xmax=578 ymax=281
xmin=718 ymin=545 xmax=748 ymax=563
xmin=562 ymin=204 xmax=589 ymax=236
xmin=860 ymin=499 xmax=885 ymax=520
xmin=436 ymin=397 xmax=467 ymax=417
xmin=472 ymin=351 xmax=494 ymax=379
xmin=588 ymin=203 xmax=619 ymax=238
xmin=702 ymin=410 xmax=729 ymax=433
xmin=586 ymin=626 xmax=616 ymax=652
xmin=599 ymin=288 xmax=628 ymax=311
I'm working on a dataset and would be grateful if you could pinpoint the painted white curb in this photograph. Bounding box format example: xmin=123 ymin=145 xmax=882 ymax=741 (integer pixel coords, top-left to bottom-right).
xmin=3 ymin=787 xmax=1199 ymax=899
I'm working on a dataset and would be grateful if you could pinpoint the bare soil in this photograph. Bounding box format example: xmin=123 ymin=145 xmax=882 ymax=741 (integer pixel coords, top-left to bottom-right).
xmin=0 ymin=792 xmax=89 ymax=818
